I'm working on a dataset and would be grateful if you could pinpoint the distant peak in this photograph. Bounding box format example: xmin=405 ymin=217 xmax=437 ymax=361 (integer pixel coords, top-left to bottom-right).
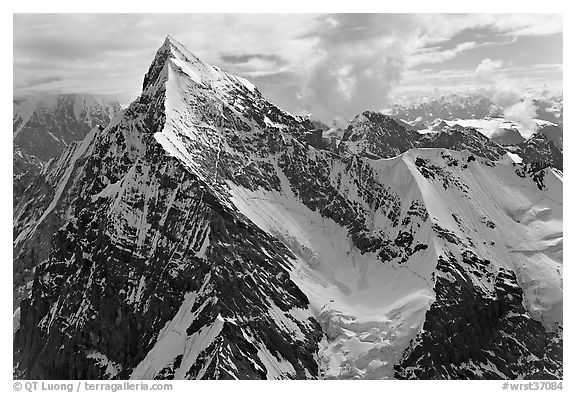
xmin=354 ymin=111 xmax=395 ymax=122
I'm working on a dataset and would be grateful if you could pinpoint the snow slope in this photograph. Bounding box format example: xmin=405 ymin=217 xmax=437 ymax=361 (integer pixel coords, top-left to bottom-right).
xmin=226 ymin=148 xmax=562 ymax=378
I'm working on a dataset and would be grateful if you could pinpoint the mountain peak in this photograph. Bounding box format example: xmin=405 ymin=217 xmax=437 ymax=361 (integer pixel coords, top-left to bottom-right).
xmin=13 ymin=35 xmax=564 ymax=381
xmin=161 ymin=35 xmax=203 ymax=63
xmin=163 ymin=34 xmax=177 ymax=46
xmin=142 ymin=35 xmax=205 ymax=91
xmin=349 ymin=110 xmax=415 ymax=134
xmin=338 ymin=110 xmax=422 ymax=159
xmin=142 ymin=35 xmax=259 ymax=99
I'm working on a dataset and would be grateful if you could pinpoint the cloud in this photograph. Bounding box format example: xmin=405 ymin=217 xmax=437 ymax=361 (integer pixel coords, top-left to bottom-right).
xmin=220 ymin=53 xmax=284 ymax=65
xmin=408 ymin=41 xmax=479 ymax=67
xmin=219 ymin=53 xmax=293 ymax=80
xmin=13 ymin=14 xmax=562 ymax=121
xmin=475 ymin=58 xmax=503 ymax=80
xmin=295 ymin=14 xmax=415 ymax=122
xmin=291 ymin=13 xmax=562 ymax=122
xmin=474 ymin=58 xmax=526 ymax=107
xmin=299 ymin=43 xmax=405 ymax=123
xmin=13 ymin=14 xmax=320 ymax=102
xmin=473 ymin=57 xmax=542 ymax=130
xmin=504 ymin=100 xmax=538 ymax=131
xmin=411 ymin=14 xmax=562 ymax=42
xmin=14 ymin=76 xmax=65 ymax=88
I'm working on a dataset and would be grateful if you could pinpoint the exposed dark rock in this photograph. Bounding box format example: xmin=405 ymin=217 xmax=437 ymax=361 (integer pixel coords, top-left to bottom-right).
xmin=395 ymin=265 xmax=562 ymax=379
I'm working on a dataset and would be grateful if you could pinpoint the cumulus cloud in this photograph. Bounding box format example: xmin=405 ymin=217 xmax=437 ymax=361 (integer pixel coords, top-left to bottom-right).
xmin=475 ymin=58 xmax=504 ymax=80
xmin=474 ymin=57 xmax=540 ymax=130
xmin=504 ymin=100 xmax=538 ymax=130
xmin=296 ymin=14 xmax=415 ymax=123
xmin=475 ymin=58 xmax=522 ymax=106
xmin=298 ymin=42 xmax=406 ymax=123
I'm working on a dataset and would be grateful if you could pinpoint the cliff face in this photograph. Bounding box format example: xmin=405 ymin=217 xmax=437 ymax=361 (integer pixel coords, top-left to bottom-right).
xmin=14 ymin=37 xmax=563 ymax=380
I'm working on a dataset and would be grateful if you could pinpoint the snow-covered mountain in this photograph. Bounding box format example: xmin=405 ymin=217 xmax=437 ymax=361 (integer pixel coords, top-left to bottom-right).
xmin=13 ymin=37 xmax=562 ymax=380
xmin=13 ymin=94 xmax=121 ymax=210
xmin=337 ymin=113 xmax=506 ymax=162
xmin=393 ymin=93 xmax=562 ymax=128
xmin=337 ymin=112 xmax=422 ymax=159
xmin=533 ymin=96 xmax=563 ymax=124
xmin=430 ymin=118 xmax=449 ymax=132
xmin=392 ymin=94 xmax=500 ymax=123
xmin=13 ymin=94 xmax=122 ymax=162
xmin=393 ymin=93 xmax=563 ymax=152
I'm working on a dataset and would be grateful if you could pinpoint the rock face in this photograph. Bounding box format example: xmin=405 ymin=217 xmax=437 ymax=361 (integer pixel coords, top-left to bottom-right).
xmin=14 ymin=37 xmax=563 ymax=380
xmin=339 ymin=111 xmax=422 ymax=158
xmin=490 ymin=127 xmax=526 ymax=146
xmin=421 ymin=125 xmax=507 ymax=161
xmin=14 ymin=36 xmax=324 ymax=380
xmin=505 ymin=134 xmax=563 ymax=171
xmin=396 ymin=267 xmax=562 ymax=379
xmin=13 ymin=147 xmax=44 ymax=207
xmin=13 ymin=94 xmax=122 ymax=162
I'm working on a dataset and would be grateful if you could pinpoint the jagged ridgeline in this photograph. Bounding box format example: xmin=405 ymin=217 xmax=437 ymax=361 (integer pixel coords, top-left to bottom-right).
xmin=13 ymin=36 xmax=562 ymax=380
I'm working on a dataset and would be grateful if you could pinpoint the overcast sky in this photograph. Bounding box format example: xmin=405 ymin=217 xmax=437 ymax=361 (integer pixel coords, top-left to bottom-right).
xmin=13 ymin=13 xmax=562 ymax=122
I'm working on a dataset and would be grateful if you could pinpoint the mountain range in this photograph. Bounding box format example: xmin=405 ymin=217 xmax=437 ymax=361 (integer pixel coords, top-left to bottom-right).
xmin=13 ymin=94 xmax=122 ymax=207
xmin=13 ymin=36 xmax=563 ymax=380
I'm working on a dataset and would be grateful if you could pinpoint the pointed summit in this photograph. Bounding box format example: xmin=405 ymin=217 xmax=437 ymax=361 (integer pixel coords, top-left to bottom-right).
xmin=161 ymin=35 xmax=186 ymax=50
xmin=339 ymin=111 xmax=422 ymax=159
xmin=142 ymin=35 xmax=205 ymax=91
xmin=141 ymin=39 xmax=172 ymax=91
xmin=163 ymin=34 xmax=177 ymax=46
xmin=161 ymin=35 xmax=203 ymax=63
xmin=142 ymin=35 xmax=259 ymax=98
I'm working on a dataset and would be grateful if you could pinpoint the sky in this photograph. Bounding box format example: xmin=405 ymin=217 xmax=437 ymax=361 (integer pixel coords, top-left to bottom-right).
xmin=13 ymin=13 xmax=563 ymax=123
